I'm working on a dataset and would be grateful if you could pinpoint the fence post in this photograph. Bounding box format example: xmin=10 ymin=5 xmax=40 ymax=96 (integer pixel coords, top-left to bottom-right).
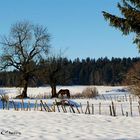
xmin=111 ymin=101 xmax=116 ymax=116
xmin=99 ymin=102 xmax=101 ymax=115
xmin=126 ymin=111 xmax=128 ymax=117
xmin=52 ymin=102 xmax=55 ymax=112
xmin=28 ymin=101 xmax=31 ymax=111
xmin=85 ymin=101 xmax=90 ymax=114
xmin=121 ymin=104 xmax=124 ymax=116
xmin=21 ymin=99 xmax=24 ymax=111
xmin=125 ymin=94 xmax=127 ymax=101
xmin=109 ymin=105 xmax=112 ymax=116
xmin=12 ymin=100 xmax=16 ymax=110
xmin=55 ymin=99 xmax=60 ymax=112
xmin=45 ymin=102 xmax=52 ymax=112
xmin=138 ymin=106 xmax=140 ymax=116
xmin=2 ymin=101 xmax=5 ymax=110
xmin=34 ymin=100 xmax=37 ymax=111
xmin=6 ymin=101 xmax=9 ymax=110
xmin=61 ymin=105 xmax=66 ymax=113
xmin=92 ymin=104 xmax=94 ymax=115
xmin=69 ymin=106 xmax=72 ymax=113
xmin=40 ymin=100 xmax=47 ymax=111
xmin=70 ymin=105 xmax=75 ymax=113
xmin=40 ymin=103 xmax=43 ymax=111
xmin=75 ymin=105 xmax=80 ymax=114
xmin=80 ymin=103 xmax=83 ymax=113
xmin=129 ymin=96 xmax=133 ymax=116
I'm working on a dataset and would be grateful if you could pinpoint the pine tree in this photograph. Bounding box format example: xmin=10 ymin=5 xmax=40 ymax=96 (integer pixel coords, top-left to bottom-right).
xmin=103 ymin=0 xmax=140 ymax=50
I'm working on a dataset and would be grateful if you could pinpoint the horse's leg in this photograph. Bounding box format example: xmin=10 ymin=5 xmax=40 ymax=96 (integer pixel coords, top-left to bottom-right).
xmin=62 ymin=93 xmax=64 ymax=99
xmin=68 ymin=93 xmax=70 ymax=98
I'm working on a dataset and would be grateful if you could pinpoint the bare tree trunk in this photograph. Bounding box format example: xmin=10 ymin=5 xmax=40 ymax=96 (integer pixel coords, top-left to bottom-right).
xmin=21 ymin=74 xmax=29 ymax=98
xmin=15 ymin=75 xmax=29 ymax=99
xmin=51 ymin=84 xmax=57 ymax=98
xmin=22 ymin=79 xmax=28 ymax=98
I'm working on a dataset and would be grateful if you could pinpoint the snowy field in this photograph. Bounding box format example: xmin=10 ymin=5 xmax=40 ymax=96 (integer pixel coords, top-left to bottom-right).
xmin=0 ymin=85 xmax=128 ymax=98
xmin=0 ymin=86 xmax=140 ymax=140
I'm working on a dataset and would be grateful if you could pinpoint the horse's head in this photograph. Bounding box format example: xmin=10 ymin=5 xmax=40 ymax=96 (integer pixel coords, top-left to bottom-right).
xmin=57 ymin=89 xmax=70 ymax=98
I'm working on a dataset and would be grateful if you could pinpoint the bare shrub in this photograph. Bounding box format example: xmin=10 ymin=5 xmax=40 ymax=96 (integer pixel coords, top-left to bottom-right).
xmin=124 ymin=62 xmax=140 ymax=98
xmin=1 ymin=94 xmax=9 ymax=102
xmin=70 ymin=87 xmax=99 ymax=99
xmin=129 ymin=86 xmax=140 ymax=98
xmin=82 ymin=87 xmax=98 ymax=98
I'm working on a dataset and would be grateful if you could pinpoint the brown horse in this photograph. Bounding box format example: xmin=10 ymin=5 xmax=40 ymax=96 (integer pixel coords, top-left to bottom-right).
xmin=57 ymin=89 xmax=70 ymax=98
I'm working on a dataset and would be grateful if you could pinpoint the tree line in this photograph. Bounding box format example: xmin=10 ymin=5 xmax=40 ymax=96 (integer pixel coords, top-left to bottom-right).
xmin=0 ymin=57 xmax=139 ymax=87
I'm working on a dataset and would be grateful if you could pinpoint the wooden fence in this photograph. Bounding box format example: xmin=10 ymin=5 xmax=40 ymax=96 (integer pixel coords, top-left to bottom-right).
xmin=1 ymin=96 xmax=140 ymax=117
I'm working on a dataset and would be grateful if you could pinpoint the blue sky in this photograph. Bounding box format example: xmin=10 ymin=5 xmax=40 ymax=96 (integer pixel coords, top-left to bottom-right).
xmin=0 ymin=0 xmax=139 ymax=60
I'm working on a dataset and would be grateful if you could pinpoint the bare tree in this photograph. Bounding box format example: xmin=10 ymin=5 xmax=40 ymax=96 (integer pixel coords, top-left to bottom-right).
xmin=124 ymin=61 xmax=140 ymax=97
xmin=39 ymin=57 xmax=71 ymax=98
xmin=0 ymin=21 xmax=50 ymax=98
xmin=47 ymin=57 xmax=62 ymax=98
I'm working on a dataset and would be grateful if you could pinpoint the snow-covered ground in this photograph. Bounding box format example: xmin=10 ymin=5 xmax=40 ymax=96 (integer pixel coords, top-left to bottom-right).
xmin=0 ymin=86 xmax=139 ymax=140
xmin=1 ymin=111 xmax=140 ymax=140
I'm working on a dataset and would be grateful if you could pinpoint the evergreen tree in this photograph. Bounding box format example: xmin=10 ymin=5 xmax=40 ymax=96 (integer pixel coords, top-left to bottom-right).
xmin=103 ymin=0 xmax=140 ymax=50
